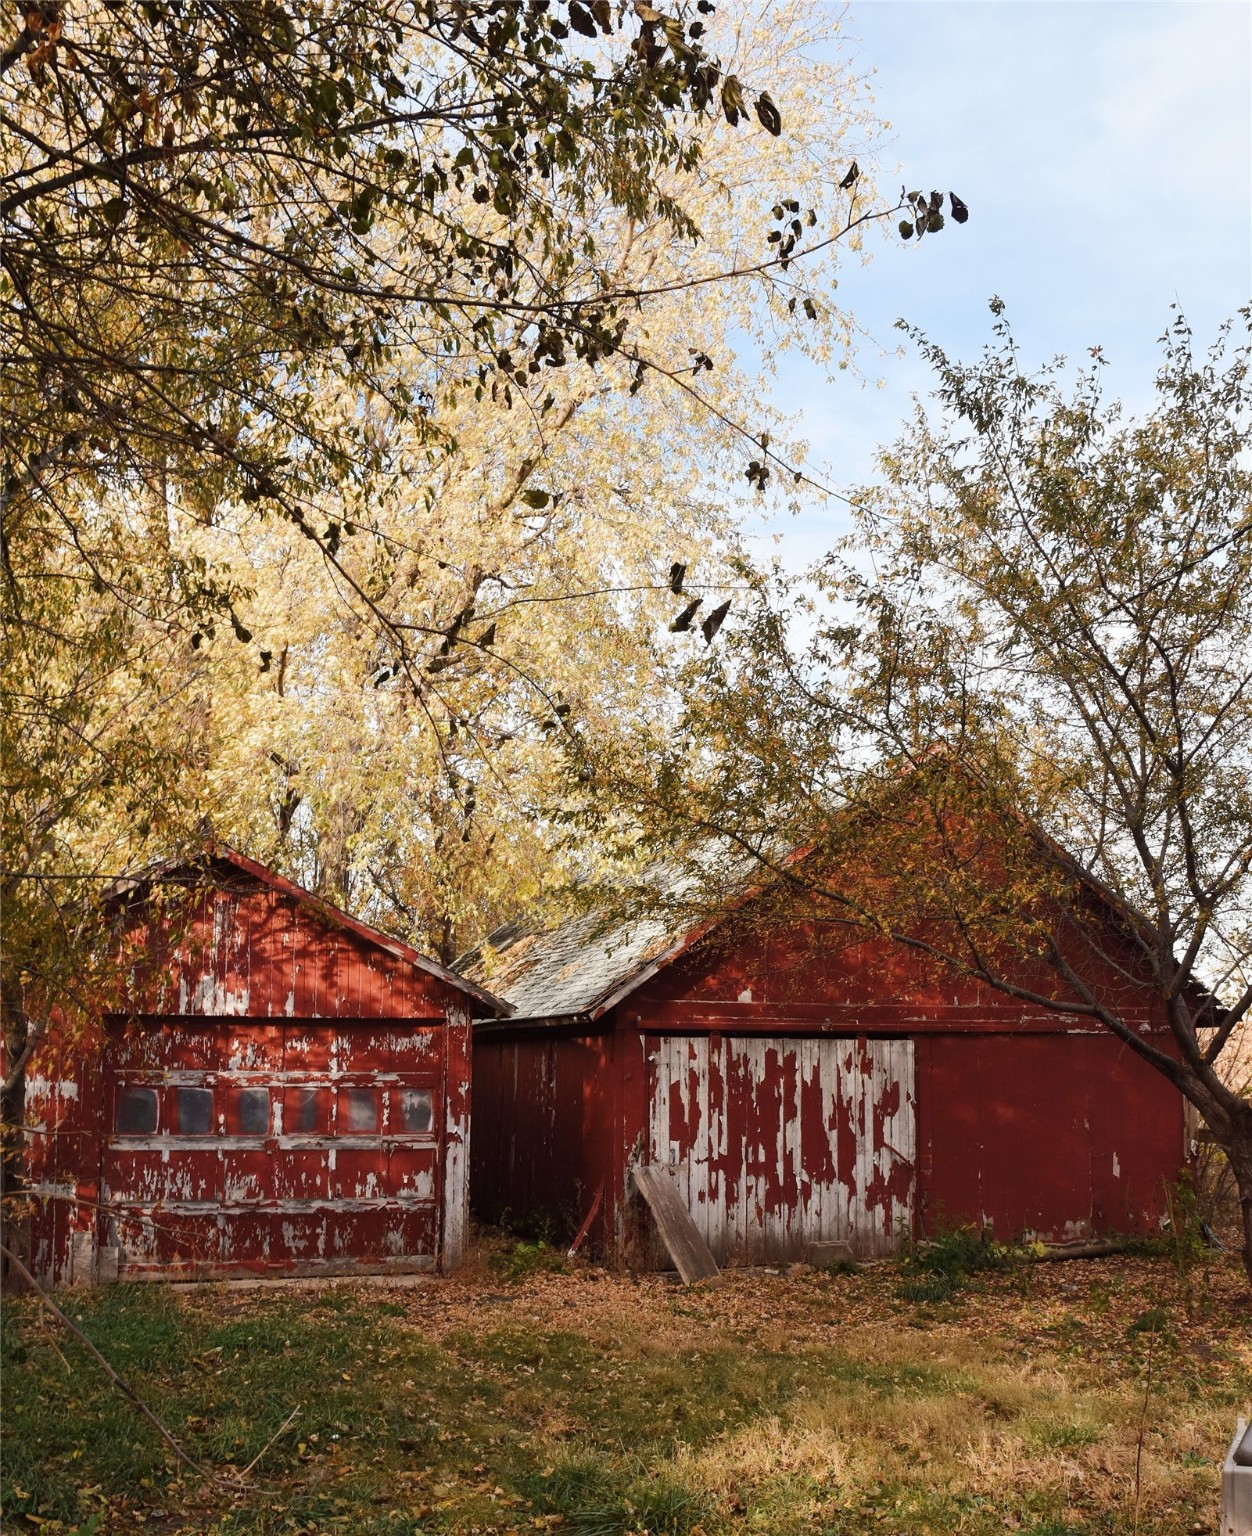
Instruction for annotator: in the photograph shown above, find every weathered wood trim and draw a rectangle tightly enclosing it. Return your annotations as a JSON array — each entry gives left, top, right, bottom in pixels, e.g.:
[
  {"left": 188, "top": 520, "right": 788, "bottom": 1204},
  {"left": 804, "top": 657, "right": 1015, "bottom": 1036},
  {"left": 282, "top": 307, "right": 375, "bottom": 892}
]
[
  {"left": 632, "top": 1163, "right": 721, "bottom": 1284},
  {"left": 471, "top": 1014, "right": 610, "bottom": 1039},
  {"left": 440, "top": 1003, "right": 471, "bottom": 1272},
  {"left": 623, "top": 1003, "right": 1165, "bottom": 1035}
]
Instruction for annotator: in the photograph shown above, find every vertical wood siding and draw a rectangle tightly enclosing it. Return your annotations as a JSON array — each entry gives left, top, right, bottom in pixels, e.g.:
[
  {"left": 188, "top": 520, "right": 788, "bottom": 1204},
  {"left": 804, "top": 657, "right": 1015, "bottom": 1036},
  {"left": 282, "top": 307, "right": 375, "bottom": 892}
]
[
  {"left": 470, "top": 1030, "right": 616, "bottom": 1243},
  {"left": 645, "top": 1035, "right": 915, "bottom": 1263},
  {"left": 116, "top": 879, "right": 453, "bottom": 1021}
]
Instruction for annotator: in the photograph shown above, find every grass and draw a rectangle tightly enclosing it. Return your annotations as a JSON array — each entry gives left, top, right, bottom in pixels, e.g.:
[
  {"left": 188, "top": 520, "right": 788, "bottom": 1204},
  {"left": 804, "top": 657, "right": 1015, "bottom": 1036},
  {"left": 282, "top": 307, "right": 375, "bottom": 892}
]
[{"left": 0, "top": 1251, "right": 1247, "bottom": 1535}]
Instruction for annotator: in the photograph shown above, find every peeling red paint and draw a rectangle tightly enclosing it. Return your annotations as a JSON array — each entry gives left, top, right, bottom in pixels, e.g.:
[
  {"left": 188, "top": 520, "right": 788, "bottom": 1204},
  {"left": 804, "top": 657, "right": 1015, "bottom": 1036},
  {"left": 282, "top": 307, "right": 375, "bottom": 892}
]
[
  {"left": 472, "top": 907, "right": 1187, "bottom": 1268},
  {"left": 24, "top": 855, "right": 502, "bottom": 1284}
]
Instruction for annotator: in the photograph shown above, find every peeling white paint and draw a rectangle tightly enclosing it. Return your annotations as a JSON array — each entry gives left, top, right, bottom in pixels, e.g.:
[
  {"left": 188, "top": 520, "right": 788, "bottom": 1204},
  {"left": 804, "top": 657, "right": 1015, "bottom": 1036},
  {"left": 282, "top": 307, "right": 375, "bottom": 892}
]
[{"left": 647, "top": 1035, "right": 915, "bottom": 1264}]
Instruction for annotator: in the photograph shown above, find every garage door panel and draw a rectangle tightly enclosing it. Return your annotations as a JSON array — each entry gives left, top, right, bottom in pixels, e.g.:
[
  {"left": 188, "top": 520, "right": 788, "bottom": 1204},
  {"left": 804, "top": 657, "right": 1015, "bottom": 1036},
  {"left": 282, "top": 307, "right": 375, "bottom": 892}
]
[
  {"left": 391, "top": 1028, "right": 442, "bottom": 1069},
  {"left": 218, "top": 1209, "right": 275, "bottom": 1268},
  {"left": 277, "top": 1210, "right": 329, "bottom": 1265},
  {"left": 273, "top": 1145, "right": 330, "bottom": 1201},
  {"left": 104, "top": 1023, "right": 445, "bottom": 1276},
  {"left": 220, "top": 1146, "right": 272, "bottom": 1205},
  {"left": 388, "top": 1144, "right": 439, "bottom": 1202},
  {"left": 111, "top": 1205, "right": 220, "bottom": 1272},
  {"left": 646, "top": 1035, "right": 915, "bottom": 1265},
  {"left": 381, "top": 1203, "right": 438, "bottom": 1260},
  {"left": 281, "top": 1027, "right": 336, "bottom": 1073}
]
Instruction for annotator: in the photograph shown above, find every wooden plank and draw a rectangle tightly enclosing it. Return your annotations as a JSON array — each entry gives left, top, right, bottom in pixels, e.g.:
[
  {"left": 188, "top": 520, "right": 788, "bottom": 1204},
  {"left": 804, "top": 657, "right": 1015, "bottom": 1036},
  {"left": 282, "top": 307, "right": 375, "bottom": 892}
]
[{"left": 632, "top": 1163, "right": 721, "bottom": 1285}]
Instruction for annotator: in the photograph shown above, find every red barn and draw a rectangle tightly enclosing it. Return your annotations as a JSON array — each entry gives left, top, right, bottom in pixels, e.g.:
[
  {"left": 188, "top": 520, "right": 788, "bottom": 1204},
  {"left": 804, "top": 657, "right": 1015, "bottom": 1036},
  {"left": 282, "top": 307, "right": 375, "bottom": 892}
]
[
  {"left": 467, "top": 881, "right": 1189, "bottom": 1267},
  {"left": 25, "top": 848, "right": 507, "bottom": 1285}
]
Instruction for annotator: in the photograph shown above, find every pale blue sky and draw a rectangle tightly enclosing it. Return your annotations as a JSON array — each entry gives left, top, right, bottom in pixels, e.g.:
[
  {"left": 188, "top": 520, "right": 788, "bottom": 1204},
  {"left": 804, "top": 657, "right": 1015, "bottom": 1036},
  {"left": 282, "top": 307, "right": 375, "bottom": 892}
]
[{"left": 758, "top": 0, "right": 1252, "bottom": 568}]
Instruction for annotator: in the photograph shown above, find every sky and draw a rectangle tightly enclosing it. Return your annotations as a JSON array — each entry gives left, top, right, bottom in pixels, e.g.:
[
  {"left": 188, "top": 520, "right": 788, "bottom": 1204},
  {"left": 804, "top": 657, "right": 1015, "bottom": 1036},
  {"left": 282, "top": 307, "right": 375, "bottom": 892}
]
[{"left": 757, "top": 0, "right": 1252, "bottom": 569}]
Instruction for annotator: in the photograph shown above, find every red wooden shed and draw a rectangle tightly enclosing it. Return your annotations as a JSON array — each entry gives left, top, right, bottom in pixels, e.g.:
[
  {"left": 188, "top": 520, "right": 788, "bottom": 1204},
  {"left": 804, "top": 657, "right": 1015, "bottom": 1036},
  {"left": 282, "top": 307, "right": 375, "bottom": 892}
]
[
  {"left": 467, "top": 874, "right": 1188, "bottom": 1268},
  {"left": 25, "top": 848, "right": 508, "bottom": 1285}
]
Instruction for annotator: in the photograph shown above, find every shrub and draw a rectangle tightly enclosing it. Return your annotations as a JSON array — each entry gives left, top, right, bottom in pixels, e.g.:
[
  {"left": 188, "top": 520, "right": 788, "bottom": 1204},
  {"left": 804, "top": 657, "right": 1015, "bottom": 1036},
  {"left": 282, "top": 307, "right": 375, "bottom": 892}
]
[
  {"left": 896, "top": 1224, "right": 1021, "bottom": 1304},
  {"left": 490, "top": 1238, "right": 568, "bottom": 1283}
]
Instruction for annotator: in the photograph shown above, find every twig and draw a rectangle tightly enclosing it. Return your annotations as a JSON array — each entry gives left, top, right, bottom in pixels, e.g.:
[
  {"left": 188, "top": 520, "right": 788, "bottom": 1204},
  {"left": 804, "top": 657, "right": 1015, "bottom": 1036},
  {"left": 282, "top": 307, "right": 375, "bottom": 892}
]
[
  {"left": 239, "top": 1404, "right": 301, "bottom": 1479},
  {"left": 0, "top": 1241, "right": 246, "bottom": 1490},
  {"left": 1132, "top": 1319, "right": 1158, "bottom": 1535}
]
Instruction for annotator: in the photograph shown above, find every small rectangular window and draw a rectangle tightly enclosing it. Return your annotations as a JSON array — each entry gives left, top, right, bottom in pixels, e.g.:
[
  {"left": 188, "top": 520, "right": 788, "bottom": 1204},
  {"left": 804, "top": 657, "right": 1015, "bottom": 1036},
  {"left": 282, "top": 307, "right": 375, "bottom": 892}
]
[
  {"left": 233, "top": 1086, "right": 270, "bottom": 1136},
  {"left": 177, "top": 1086, "right": 214, "bottom": 1135},
  {"left": 283, "top": 1086, "right": 325, "bottom": 1135},
  {"left": 116, "top": 1086, "right": 158, "bottom": 1135},
  {"left": 397, "top": 1088, "right": 433, "bottom": 1134},
  {"left": 344, "top": 1088, "right": 378, "bottom": 1134}
]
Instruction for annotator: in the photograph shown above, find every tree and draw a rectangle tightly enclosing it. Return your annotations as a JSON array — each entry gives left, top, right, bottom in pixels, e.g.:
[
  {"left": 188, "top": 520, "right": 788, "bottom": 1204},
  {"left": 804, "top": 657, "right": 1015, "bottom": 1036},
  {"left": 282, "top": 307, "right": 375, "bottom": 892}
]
[
  {"left": 569, "top": 308, "right": 1252, "bottom": 1284},
  {"left": 2, "top": 0, "right": 962, "bottom": 952},
  {"left": 2, "top": 0, "right": 951, "bottom": 654},
  {"left": 104, "top": 2, "right": 941, "bottom": 961},
  {"left": 0, "top": 518, "right": 203, "bottom": 1271}
]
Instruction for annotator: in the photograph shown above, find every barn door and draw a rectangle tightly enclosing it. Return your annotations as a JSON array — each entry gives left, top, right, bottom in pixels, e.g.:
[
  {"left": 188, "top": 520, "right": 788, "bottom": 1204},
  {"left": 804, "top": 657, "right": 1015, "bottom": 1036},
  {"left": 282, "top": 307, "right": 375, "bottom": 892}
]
[{"left": 646, "top": 1035, "right": 915, "bottom": 1265}]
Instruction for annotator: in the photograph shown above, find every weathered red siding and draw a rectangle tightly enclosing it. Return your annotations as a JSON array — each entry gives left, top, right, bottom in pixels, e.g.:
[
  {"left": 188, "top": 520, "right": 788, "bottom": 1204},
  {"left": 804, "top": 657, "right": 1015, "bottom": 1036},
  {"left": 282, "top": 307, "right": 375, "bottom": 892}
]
[
  {"left": 641, "top": 1033, "right": 914, "bottom": 1264},
  {"left": 98, "top": 1017, "right": 448, "bottom": 1277},
  {"left": 471, "top": 1027, "right": 615, "bottom": 1241},
  {"left": 915, "top": 1032, "right": 1185, "bottom": 1243},
  {"left": 472, "top": 910, "right": 1187, "bottom": 1266},
  {"left": 25, "top": 853, "right": 495, "bottom": 1284}
]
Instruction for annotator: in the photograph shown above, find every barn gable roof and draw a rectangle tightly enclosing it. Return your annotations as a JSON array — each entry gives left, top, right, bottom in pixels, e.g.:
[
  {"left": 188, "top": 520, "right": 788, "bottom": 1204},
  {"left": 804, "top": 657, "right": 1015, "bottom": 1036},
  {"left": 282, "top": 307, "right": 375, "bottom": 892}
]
[
  {"left": 461, "top": 838, "right": 1211, "bottom": 1027},
  {"left": 459, "top": 856, "right": 755, "bottom": 1021},
  {"left": 108, "top": 845, "right": 511, "bottom": 1017}
]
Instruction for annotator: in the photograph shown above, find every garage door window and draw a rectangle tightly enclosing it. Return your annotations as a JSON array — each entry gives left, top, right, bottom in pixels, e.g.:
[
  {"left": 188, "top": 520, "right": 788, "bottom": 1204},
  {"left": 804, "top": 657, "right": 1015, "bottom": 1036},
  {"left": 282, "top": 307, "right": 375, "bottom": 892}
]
[
  {"left": 284, "top": 1086, "right": 327, "bottom": 1135},
  {"left": 232, "top": 1086, "right": 271, "bottom": 1136},
  {"left": 396, "top": 1088, "right": 433, "bottom": 1134},
  {"left": 343, "top": 1088, "right": 378, "bottom": 1133},
  {"left": 116, "top": 1086, "right": 158, "bottom": 1135},
  {"left": 177, "top": 1086, "right": 215, "bottom": 1135}
]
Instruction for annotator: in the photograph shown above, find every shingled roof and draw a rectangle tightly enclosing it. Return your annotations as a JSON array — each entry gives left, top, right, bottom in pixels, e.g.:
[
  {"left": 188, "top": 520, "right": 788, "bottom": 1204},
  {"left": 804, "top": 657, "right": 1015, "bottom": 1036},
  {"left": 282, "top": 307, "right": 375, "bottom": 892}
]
[
  {"left": 457, "top": 850, "right": 769, "bottom": 1021},
  {"left": 458, "top": 905, "right": 689, "bottom": 1021}
]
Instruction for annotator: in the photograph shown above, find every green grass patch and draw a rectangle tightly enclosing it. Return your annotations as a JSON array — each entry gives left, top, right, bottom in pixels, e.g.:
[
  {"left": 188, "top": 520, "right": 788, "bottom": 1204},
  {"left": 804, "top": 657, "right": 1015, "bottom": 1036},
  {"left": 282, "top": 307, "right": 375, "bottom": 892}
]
[{"left": 0, "top": 1255, "right": 1240, "bottom": 1535}]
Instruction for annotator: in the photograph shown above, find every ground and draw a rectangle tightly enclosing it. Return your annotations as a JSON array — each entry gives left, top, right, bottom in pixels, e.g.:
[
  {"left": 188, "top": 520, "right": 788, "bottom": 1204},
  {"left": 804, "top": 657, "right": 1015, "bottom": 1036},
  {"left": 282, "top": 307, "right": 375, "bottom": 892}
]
[{"left": 1, "top": 1244, "right": 1248, "bottom": 1536}]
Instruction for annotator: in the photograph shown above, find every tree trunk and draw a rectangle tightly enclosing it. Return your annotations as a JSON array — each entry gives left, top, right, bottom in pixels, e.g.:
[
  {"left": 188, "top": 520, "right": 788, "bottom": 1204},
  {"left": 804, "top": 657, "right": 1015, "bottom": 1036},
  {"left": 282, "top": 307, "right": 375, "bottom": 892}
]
[
  {"left": 1172, "top": 1061, "right": 1252, "bottom": 1291},
  {"left": 1227, "top": 1130, "right": 1252, "bottom": 1291}
]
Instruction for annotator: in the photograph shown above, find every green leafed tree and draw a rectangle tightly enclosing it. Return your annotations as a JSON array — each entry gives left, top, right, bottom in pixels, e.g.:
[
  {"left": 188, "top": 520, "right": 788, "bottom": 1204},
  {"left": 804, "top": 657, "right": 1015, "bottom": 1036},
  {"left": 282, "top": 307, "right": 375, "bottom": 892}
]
[{"left": 569, "top": 309, "right": 1252, "bottom": 1283}]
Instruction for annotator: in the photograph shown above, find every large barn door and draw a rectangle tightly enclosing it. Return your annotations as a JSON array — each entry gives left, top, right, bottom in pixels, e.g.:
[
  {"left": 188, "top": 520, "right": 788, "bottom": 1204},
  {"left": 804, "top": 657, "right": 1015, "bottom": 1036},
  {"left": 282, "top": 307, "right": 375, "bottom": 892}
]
[{"left": 646, "top": 1035, "right": 915, "bottom": 1265}]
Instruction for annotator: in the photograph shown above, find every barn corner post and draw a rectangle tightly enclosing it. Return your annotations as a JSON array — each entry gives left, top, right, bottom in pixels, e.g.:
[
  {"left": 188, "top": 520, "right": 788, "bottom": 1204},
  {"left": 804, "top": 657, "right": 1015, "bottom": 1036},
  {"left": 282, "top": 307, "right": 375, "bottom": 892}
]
[{"left": 440, "top": 1002, "right": 472, "bottom": 1272}]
